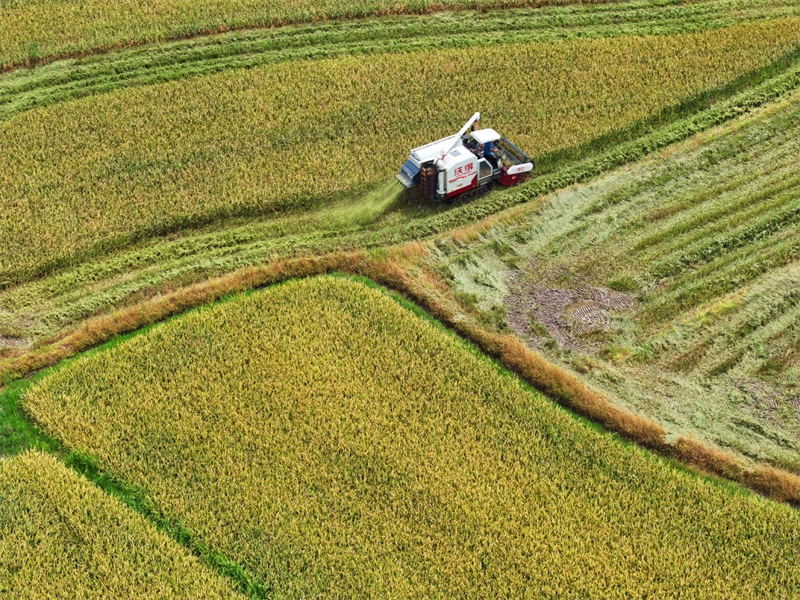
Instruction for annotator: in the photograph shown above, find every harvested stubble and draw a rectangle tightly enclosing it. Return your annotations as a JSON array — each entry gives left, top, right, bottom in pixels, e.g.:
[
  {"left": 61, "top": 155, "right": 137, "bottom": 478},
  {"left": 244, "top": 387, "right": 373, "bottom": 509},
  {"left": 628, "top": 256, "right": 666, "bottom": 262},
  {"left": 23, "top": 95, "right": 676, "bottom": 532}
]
[
  {"left": 428, "top": 88, "right": 800, "bottom": 471},
  {"left": 2, "top": 49, "right": 800, "bottom": 350},
  {"left": 0, "top": 451, "right": 241, "bottom": 599},
  {"left": 24, "top": 276, "right": 800, "bottom": 598},
  {"left": 2, "top": 19, "right": 800, "bottom": 287}
]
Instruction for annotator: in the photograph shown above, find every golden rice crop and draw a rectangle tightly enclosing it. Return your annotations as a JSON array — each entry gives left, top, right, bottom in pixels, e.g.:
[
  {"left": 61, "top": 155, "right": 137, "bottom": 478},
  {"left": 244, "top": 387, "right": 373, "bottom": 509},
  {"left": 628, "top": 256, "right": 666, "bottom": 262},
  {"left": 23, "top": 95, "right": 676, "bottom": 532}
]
[
  {"left": 0, "top": 450, "right": 241, "bottom": 599},
  {"left": 0, "top": 0, "right": 611, "bottom": 69},
  {"left": 2, "top": 19, "right": 800, "bottom": 287},
  {"left": 24, "top": 276, "right": 800, "bottom": 598}
]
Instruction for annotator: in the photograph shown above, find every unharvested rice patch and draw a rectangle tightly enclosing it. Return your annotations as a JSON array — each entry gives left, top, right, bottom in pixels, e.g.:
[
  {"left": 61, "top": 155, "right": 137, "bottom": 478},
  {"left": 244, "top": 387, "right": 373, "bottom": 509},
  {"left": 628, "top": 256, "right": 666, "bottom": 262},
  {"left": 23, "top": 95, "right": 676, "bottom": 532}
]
[
  {"left": 24, "top": 276, "right": 800, "bottom": 598},
  {"left": 0, "top": 451, "right": 241, "bottom": 599}
]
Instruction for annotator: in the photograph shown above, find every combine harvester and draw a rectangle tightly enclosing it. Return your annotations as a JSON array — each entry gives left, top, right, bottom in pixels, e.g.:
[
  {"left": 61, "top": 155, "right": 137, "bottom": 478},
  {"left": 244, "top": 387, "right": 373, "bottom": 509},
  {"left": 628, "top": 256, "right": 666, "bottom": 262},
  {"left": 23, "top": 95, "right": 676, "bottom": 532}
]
[{"left": 396, "top": 112, "right": 533, "bottom": 202}]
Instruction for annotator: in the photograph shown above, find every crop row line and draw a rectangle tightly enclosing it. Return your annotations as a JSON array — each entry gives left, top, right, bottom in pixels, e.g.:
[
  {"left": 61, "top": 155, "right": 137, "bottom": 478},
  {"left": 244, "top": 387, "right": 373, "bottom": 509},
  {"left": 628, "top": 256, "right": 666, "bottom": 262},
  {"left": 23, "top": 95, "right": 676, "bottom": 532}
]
[
  {"left": 3, "top": 1, "right": 800, "bottom": 122},
  {"left": 638, "top": 170, "right": 800, "bottom": 257},
  {"left": 4, "top": 0, "right": 799, "bottom": 72},
  {"left": 650, "top": 184, "right": 800, "bottom": 279}
]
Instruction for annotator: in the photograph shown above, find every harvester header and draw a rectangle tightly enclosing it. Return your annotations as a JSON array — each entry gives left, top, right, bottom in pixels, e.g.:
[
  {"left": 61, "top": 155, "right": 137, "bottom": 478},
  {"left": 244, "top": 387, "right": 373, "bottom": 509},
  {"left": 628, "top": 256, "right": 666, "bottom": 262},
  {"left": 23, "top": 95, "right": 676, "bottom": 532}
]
[{"left": 396, "top": 112, "right": 533, "bottom": 202}]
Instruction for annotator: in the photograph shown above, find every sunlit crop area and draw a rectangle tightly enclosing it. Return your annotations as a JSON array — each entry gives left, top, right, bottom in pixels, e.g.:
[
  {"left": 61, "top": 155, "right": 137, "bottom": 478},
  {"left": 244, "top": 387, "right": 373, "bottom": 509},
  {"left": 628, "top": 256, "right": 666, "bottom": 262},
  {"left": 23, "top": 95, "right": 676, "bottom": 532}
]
[
  {"left": 0, "top": 0, "right": 622, "bottom": 68},
  {"left": 24, "top": 276, "right": 800, "bottom": 597},
  {"left": 2, "top": 18, "right": 799, "bottom": 287},
  {"left": 9, "top": 2, "right": 800, "bottom": 124},
  {"left": 3, "top": 0, "right": 800, "bottom": 595},
  {"left": 0, "top": 451, "right": 240, "bottom": 599}
]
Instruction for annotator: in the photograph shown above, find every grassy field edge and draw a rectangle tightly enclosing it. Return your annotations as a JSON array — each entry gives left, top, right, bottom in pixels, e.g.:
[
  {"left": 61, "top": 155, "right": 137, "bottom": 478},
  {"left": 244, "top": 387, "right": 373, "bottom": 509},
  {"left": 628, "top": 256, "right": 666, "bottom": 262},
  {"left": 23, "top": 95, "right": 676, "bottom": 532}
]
[
  {"left": 0, "top": 0, "right": 652, "bottom": 72},
  {"left": 1, "top": 379, "right": 269, "bottom": 598},
  {"left": 0, "top": 269, "right": 768, "bottom": 596},
  {"left": 4, "top": 3, "right": 799, "bottom": 123}
]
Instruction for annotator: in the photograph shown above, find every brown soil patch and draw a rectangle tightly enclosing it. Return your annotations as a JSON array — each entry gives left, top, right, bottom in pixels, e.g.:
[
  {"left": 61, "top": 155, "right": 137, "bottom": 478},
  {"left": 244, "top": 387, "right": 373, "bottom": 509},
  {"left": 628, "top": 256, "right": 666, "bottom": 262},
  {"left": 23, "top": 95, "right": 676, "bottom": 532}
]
[{"left": 505, "top": 268, "right": 635, "bottom": 351}]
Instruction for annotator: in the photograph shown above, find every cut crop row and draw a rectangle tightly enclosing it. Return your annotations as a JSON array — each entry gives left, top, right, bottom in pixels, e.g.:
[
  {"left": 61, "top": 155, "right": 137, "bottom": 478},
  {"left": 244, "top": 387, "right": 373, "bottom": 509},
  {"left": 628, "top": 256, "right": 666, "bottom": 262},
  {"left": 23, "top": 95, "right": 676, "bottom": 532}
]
[
  {"left": 422, "top": 88, "right": 800, "bottom": 468},
  {"left": 5, "top": 1, "right": 800, "bottom": 122},
  {"left": 9, "top": 0, "right": 800, "bottom": 70}
]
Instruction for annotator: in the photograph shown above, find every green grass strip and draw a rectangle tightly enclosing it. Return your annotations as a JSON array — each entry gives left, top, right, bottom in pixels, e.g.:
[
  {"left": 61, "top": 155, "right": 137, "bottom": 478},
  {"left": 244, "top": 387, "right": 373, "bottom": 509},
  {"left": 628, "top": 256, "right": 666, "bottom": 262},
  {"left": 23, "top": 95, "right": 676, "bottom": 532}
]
[{"left": 1, "top": 326, "right": 269, "bottom": 598}]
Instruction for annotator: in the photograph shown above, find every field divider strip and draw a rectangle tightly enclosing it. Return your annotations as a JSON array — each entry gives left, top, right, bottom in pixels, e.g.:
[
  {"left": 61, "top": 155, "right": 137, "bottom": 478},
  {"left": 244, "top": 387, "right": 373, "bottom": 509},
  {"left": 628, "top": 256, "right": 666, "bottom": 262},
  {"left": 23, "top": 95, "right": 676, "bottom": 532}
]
[
  {"left": 0, "top": 377, "right": 271, "bottom": 598},
  {"left": 4, "top": 0, "right": 794, "bottom": 73},
  {"left": 3, "top": 40, "right": 800, "bottom": 295},
  {"left": 64, "top": 451, "right": 272, "bottom": 599},
  {"left": 4, "top": 251, "right": 800, "bottom": 508}
]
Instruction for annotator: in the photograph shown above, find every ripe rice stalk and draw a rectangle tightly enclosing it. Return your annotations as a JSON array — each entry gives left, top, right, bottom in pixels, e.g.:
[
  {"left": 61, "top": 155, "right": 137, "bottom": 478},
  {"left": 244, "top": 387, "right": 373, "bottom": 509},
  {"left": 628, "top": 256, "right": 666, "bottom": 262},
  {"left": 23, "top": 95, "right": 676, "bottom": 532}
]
[
  {"left": 23, "top": 276, "right": 800, "bottom": 597},
  {"left": 0, "top": 451, "right": 242, "bottom": 599},
  {"left": 2, "top": 19, "right": 799, "bottom": 286}
]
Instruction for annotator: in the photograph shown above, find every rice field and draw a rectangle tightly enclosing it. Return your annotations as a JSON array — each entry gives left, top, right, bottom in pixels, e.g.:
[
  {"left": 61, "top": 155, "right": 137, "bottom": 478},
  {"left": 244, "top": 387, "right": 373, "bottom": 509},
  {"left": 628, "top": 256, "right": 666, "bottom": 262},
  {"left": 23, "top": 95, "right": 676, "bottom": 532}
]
[
  {"left": 23, "top": 276, "right": 800, "bottom": 597},
  {"left": 432, "top": 88, "right": 800, "bottom": 470},
  {"left": 1, "top": 19, "right": 799, "bottom": 289},
  {"left": 0, "top": 50, "right": 797, "bottom": 354},
  {"left": 0, "top": 0, "right": 626, "bottom": 69},
  {"left": 3, "top": 0, "right": 800, "bottom": 595},
  {"left": 5, "top": 1, "right": 800, "bottom": 124},
  {"left": 0, "top": 451, "right": 240, "bottom": 599}
]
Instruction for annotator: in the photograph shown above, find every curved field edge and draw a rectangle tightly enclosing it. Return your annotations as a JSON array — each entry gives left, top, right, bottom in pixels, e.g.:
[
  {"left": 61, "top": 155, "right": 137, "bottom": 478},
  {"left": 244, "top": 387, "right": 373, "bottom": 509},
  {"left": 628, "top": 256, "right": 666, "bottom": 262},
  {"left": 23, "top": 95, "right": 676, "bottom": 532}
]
[
  {"left": 0, "top": 382, "right": 276, "bottom": 597},
  {"left": 3, "top": 21, "right": 800, "bottom": 290},
  {"left": 0, "top": 0, "right": 640, "bottom": 71},
  {"left": 5, "top": 252, "right": 800, "bottom": 506},
  {"left": 2, "top": 51, "right": 800, "bottom": 347},
  {"left": 4, "top": 0, "right": 800, "bottom": 122},
  {"left": 0, "top": 451, "right": 241, "bottom": 599},
  {"left": 20, "top": 276, "right": 800, "bottom": 596}
]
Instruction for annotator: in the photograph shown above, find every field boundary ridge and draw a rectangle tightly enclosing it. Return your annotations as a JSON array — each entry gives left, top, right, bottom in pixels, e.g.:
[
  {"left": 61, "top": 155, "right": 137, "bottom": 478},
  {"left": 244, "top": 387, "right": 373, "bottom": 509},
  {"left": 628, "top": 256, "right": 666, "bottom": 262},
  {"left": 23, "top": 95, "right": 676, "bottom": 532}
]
[{"left": 4, "top": 251, "right": 800, "bottom": 506}]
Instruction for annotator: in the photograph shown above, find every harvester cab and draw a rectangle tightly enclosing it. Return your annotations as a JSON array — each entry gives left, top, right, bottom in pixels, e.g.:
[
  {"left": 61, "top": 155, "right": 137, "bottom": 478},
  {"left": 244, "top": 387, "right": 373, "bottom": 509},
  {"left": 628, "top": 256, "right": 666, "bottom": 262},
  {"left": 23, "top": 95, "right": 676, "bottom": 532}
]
[{"left": 396, "top": 112, "right": 533, "bottom": 202}]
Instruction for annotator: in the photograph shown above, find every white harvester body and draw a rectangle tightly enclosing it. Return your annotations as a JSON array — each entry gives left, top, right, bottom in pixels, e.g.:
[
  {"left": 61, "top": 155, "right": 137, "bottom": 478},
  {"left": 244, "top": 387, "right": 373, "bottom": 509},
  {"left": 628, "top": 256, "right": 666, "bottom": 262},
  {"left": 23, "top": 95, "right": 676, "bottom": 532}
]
[{"left": 397, "top": 112, "right": 533, "bottom": 202}]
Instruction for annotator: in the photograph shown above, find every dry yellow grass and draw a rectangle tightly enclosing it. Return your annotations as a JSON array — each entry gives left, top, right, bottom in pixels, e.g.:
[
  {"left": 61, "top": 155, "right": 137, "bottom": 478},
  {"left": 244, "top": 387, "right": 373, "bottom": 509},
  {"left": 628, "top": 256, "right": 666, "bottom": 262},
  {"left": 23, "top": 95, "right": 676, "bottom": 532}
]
[
  {"left": 0, "top": 451, "right": 241, "bottom": 599},
  {"left": 24, "top": 276, "right": 800, "bottom": 597}
]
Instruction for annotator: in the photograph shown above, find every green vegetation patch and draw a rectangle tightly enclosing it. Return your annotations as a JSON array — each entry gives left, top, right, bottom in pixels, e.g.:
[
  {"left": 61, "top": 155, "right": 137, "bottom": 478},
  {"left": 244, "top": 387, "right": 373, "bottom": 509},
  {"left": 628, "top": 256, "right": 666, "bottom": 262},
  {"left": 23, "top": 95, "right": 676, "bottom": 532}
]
[
  {"left": 0, "top": 451, "right": 241, "bottom": 599},
  {"left": 24, "top": 276, "right": 800, "bottom": 597},
  {"left": 2, "top": 19, "right": 799, "bottom": 287}
]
